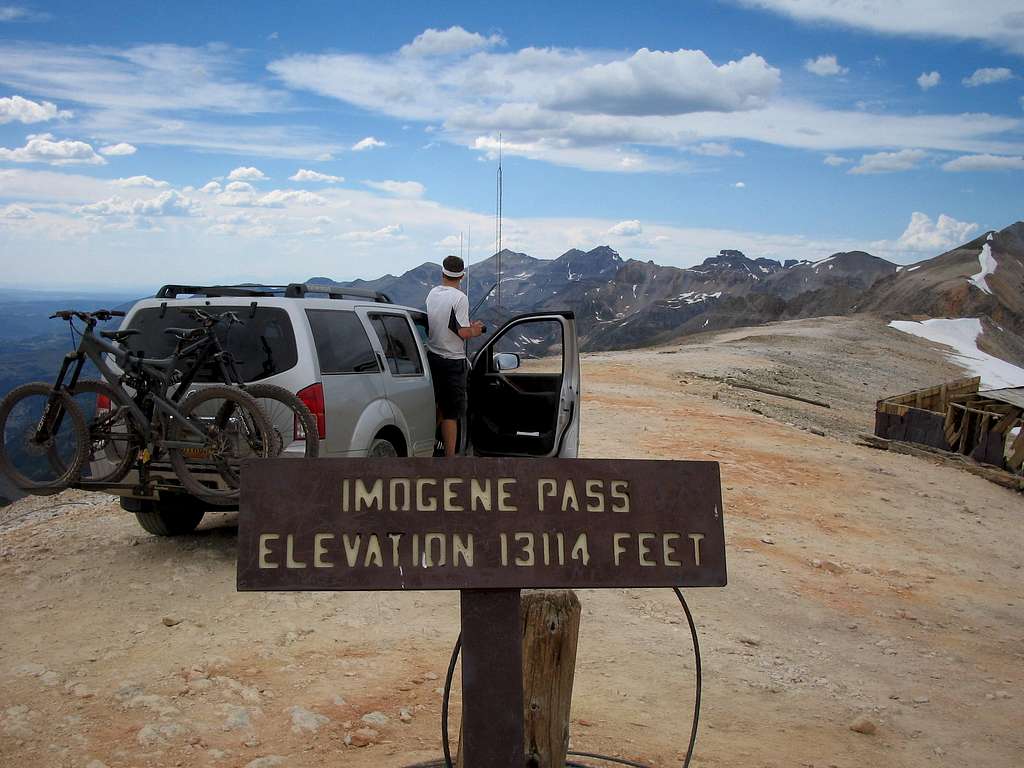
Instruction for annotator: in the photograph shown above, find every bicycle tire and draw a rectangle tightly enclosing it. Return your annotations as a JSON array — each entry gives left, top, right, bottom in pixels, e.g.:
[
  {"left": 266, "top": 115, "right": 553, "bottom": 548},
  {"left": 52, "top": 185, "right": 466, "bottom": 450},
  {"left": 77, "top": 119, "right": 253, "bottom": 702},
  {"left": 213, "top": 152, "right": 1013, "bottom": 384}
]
[
  {"left": 0, "top": 382, "right": 89, "bottom": 495},
  {"left": 234, "top": 384, "right": 319, "bottom": 458},
  {"left": 167, "top": 385, "right": 275, "bottom": 504},
  {"left": 50, "top": 380, "right": 138, "bottom": 485}
]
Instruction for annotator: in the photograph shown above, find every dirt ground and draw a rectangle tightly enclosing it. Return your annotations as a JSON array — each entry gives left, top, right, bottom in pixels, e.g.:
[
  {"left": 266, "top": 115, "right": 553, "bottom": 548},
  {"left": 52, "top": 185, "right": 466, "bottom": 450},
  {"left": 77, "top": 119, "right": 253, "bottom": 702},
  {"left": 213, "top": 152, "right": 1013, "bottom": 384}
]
[{"left": 2, "top": 315, "right": 1022, "bottom": 768}]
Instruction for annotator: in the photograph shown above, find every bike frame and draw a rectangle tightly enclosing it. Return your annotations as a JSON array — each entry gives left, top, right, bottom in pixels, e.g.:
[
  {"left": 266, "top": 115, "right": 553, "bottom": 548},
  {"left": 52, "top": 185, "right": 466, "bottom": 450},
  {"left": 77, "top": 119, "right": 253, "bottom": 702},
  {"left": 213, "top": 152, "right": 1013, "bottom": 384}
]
[{"left": 42, "top": 321, "right": 211, "bottom": 449}]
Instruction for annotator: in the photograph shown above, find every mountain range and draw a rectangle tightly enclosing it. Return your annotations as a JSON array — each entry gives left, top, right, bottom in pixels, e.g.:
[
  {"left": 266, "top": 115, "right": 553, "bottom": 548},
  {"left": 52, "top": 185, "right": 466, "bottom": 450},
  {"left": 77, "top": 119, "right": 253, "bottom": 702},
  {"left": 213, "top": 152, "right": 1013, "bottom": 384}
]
[{"left": 330, "top": 220, "right": 1024, "bottom": 364}]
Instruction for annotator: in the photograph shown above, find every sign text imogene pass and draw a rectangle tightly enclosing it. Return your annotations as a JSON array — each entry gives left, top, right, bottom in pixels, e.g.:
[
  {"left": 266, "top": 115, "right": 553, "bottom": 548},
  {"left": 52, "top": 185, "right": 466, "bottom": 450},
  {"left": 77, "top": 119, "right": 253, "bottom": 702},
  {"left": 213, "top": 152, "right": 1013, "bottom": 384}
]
[{"left": 237, "top": 457, "right": 727, "bottom": 591}]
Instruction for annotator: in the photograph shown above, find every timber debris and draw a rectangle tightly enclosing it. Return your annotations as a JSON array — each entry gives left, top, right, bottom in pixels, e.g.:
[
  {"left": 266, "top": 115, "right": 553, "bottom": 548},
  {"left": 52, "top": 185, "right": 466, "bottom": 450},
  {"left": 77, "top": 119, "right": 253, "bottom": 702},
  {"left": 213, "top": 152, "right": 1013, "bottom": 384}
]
[{"left": 870, "top": 377, "right": 1023, "bottom": 485}]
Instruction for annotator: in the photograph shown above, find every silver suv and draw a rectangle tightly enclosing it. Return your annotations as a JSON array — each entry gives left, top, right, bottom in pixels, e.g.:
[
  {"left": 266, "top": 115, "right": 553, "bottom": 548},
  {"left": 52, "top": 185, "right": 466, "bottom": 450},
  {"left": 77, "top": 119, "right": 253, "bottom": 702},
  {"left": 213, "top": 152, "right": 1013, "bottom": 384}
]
[{"left": 102, "top": 282, "right": 580, "bottom": 533}]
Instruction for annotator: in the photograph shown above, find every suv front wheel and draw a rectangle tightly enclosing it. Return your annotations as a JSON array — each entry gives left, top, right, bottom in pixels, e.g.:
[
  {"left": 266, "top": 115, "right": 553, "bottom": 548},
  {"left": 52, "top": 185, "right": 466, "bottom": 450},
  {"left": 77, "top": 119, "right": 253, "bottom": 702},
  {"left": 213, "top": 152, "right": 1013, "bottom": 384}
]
[{"left": 122, "top": 495, "right": 206, "bottom": 536}]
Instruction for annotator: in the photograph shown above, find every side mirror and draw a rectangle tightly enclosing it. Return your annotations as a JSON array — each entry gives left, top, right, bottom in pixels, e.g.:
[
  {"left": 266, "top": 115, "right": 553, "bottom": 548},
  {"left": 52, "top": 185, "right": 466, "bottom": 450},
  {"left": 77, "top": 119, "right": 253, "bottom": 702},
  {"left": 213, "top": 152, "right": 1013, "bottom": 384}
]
[{"left": 494, "top": 352, "right": 520, "bottom": 371}]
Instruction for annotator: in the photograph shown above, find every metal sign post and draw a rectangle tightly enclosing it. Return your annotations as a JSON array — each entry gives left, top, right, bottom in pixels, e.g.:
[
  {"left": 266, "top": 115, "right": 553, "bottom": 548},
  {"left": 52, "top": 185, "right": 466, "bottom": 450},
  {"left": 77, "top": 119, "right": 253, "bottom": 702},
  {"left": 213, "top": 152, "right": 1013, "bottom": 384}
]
[{"left": 237, "top": 457, "right": 727, "bottom": 767}]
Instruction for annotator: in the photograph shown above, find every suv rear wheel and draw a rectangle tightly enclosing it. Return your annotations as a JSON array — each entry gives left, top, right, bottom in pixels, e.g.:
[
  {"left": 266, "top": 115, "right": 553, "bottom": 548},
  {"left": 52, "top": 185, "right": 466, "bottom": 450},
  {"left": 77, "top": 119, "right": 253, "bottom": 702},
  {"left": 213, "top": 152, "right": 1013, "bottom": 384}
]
[
  {"left": 122, "top": 495, "right": 206, "bottom": 536},
  {"left": 367, "top": 437, "right": 398, "bottom": 457}
]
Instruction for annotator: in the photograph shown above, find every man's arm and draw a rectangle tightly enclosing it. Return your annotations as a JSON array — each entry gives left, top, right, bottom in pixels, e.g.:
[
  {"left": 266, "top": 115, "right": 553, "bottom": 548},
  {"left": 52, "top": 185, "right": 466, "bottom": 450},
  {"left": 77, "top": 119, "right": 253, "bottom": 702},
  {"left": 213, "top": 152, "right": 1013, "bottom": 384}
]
[{"left": 449, "top": 295, "right": 484, "bottom": 339}]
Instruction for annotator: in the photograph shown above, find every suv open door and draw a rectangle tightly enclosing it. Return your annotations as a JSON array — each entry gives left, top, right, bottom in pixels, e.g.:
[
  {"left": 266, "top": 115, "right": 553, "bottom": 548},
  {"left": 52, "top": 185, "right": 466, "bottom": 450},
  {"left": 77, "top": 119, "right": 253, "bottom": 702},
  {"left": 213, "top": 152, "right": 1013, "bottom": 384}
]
[{"left": 467, "top": 311, "right": 580, "bottom": 458}]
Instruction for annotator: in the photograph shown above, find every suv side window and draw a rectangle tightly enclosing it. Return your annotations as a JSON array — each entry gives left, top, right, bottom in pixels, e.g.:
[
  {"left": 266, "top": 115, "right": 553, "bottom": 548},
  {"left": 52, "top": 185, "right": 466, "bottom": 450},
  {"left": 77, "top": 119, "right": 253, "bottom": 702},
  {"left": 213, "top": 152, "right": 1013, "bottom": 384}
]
[
  {"left": 369, "top": 313, "right": 424, "bottom": 376},
  {"left": 306, "top": 309, "right": 380, "bottom": 374}
]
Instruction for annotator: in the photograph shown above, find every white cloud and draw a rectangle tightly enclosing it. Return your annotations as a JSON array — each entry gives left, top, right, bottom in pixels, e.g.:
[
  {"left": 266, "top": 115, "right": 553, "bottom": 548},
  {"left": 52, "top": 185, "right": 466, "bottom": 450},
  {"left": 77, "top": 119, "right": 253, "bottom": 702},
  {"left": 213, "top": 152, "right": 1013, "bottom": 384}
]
[
  {"left": 199, "top": 181, "right": 222, "bottom": 194},
  {"left": 290, "top": 169, "right": 343, "bottom": 183},
  {"left": 962, "top": 67, "right": 1014, "bottom": 87},
  {"left": 254, "top": 189, "right": 326, "bottom": 207},
  {"left": 270, "top": 32, "right": 1024, "bottom": 174},
  {"left": 113, "top": 175, "right": 169, "bottom": 188},
  {"left": 0, "top": 5, "right": 47, "bottom": 22},
  {"left": 690, "top": 142, "right": 744, "bottom": 157},
  {"left": 77, "top": 189, "right": 199, "bottom": 217},
  {"left": 0, "top": 133, "right": 105, "bottom": 165},
  {"left": 823, "top": 154, "right": 850, "bottom": 166},
  {"left": 399, "top": 26, "right": 504, "bottom": 57},
  {"left": 1, "top": 203, "right": 34, "bottom": 219},
  {"left": 606, "top": 219, "right": 642, "bottom": 237},
  {"left": 0, "top": 42, "right": 285, "bottom": 114},
  {"left": 544, "top": 48, "right": 781, "bottom": 115},
  {"left": 941, "top": 153, "right": 1024, "bottom": 171},
  {"left": 894, "top": 212, "right": 978, "bottom": 253},
  {"left": 804, "top": 54, "right": 848, "bottom": 76},
  {"left": 2, "top": 166, "right": 974, "bottom": 289},
  {"left": 0, "top": 6, "right": 28, "bottom": 21},
  {"left": 0, "top": 94, "right": 69, "bottom": 124},
  {"left": 99, "top": 142, "right": 137, "bottom": 156},
  {"left": 338, "top": 224, "right": 405, "bottom": 242},
  {"left": 363, "top": 179, "right": 425, "bottom": 198},
  {"left": 733, "top": 181, "right": 746, "bottom": 188},
  {"left": 917, "top": 71, "right": 941, "bottom": 90},
  {"left": 351, "top": 136, "right": 386, "bottom": 151},
  {"left": 216, "top": 183, "right": 326, "bottom": 208},
  {"left": 730, "top": 1, "right": 1024, "bottom": 55},
  {"left": 0, "top": 43, "right": 346, "bottom": 160},
  {"left": 228, "top": 166, "right": 267, "bottom": 181},
  {"left": 849, "top": 148, "right": 927, "bottom": 174}
]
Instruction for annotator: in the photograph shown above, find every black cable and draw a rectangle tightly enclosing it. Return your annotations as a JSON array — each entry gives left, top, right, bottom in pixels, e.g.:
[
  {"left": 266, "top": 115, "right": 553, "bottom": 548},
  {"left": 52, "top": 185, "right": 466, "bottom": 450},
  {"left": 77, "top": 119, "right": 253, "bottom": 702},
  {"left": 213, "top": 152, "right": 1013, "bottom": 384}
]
[
  {"left": 437, "top": 588, "right": 702, "bottom": 768},
  {"left": 672, "top": 587, "right": 701, "bottom": 768},
  {"left": 441, "top": 631, "right": 462, "bottom": 768}
]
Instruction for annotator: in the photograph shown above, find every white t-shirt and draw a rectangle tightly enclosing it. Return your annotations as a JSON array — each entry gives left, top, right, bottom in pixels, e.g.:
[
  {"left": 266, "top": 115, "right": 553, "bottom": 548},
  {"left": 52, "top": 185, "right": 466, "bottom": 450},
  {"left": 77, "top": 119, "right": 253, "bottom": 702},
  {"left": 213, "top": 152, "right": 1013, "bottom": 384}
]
[{"left": 425, "top": 285, "right": 470, "bottom": 359}]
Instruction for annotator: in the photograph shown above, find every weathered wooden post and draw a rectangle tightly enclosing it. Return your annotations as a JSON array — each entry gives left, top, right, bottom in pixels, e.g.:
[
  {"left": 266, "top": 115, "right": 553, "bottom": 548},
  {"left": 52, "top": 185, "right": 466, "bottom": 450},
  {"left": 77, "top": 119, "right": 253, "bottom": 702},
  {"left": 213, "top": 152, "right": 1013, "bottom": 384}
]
[
  {"left": 457, "top": 589, "right": 581, "bottom": 768},
  {"left": 521, "top": 589, "right": 581, "bottom": 767},
  {"left": 237, "top": 457, "right": 726, "bottom": 768}
]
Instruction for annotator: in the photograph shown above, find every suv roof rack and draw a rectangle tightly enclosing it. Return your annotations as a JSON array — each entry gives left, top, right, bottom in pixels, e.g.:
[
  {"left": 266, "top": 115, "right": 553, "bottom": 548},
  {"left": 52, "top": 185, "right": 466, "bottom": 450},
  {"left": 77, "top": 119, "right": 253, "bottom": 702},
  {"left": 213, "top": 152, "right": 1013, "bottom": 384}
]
[
  {"left": 284, "top": 282, "right": 392, "bottom": 303},
  {"left": 155, "top": 283, "right": 392, "bottom": 303},
  {"left": 155, "top": 284, "right": 284, "bottom": 299}
]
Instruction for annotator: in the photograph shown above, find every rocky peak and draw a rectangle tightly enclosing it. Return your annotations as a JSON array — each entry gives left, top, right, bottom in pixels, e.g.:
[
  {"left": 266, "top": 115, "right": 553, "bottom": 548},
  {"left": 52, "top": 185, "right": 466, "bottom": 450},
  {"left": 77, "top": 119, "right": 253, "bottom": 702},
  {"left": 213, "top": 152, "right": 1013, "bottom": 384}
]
[{"left": 553, "top": 245, "right": 622, "bottom": 280}]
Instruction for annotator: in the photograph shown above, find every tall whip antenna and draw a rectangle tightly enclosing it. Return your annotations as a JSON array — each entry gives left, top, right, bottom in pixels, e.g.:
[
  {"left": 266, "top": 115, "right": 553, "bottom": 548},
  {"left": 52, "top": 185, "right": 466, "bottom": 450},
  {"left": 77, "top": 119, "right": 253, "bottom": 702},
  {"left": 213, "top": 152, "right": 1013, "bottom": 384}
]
[{"left": 495, "top": 132, "right": 503, "bottom": 309}]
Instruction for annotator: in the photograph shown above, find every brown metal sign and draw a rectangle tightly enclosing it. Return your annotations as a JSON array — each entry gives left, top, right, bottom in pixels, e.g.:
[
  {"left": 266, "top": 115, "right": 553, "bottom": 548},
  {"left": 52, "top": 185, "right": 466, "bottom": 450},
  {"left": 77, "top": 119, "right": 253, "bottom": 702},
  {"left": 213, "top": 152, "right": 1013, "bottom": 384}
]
[{"left": 236, "top": 457, "right": 727, "bottom": 591}]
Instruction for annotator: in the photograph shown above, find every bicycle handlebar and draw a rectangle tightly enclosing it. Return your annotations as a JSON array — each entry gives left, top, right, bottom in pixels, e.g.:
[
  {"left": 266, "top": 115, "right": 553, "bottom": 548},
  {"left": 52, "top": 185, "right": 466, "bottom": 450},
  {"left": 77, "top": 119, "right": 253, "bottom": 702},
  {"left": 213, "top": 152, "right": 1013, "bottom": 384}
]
[{"left": 50, "top": 309, "right": 126, "bottom": 323}]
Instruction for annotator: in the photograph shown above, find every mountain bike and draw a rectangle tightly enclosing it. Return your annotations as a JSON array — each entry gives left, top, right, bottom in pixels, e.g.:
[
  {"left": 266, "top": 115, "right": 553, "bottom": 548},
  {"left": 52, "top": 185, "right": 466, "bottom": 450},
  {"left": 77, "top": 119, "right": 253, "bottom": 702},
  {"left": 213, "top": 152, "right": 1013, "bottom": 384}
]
[
  {"left": 0, "top": 309, "right": 275, "bottom": 502},
  {"left": 160, "top": 307, "right": 319, "bottom": 460}
]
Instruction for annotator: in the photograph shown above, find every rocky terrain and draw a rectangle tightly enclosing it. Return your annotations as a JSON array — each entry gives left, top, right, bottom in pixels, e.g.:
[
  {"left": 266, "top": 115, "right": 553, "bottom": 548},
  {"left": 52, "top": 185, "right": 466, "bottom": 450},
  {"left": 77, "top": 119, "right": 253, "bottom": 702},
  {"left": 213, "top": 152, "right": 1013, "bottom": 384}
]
[{"left": 2, "top": 315, "right": 1022, "bottom": 768}]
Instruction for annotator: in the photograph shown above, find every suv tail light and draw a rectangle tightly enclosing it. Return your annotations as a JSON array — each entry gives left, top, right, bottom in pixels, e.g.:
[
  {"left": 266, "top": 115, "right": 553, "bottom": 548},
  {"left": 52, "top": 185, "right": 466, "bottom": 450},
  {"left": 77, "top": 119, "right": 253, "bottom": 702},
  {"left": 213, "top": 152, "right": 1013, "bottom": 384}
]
[
  {"left": 95, "top": 393, "right": 111, "bottom": 416},
  {"left": 296, "top": 383, "right": 326, "bottom": 440}
]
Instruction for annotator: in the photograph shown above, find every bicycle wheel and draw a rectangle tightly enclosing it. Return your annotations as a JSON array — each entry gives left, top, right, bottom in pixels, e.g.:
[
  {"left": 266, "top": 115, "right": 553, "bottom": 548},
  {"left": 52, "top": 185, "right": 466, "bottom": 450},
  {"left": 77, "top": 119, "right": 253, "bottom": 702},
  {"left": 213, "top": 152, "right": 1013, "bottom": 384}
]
[
  {"left": 235, "top": 384, "right": 319, "bottom": 458},
  {"left": 0, "top": 382, "right": 89, "bottom": 495},
  {"left": 167, "top": 385, "right": 275, "bottom": 504},
  {"left": 51, "top": 380, "right": 138, "bottom": 485}
]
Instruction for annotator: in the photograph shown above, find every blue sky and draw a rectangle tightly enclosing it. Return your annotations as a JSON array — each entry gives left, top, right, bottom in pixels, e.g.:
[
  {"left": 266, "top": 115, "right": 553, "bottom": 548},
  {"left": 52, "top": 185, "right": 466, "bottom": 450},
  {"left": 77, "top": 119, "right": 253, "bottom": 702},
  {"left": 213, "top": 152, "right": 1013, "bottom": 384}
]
[{"left": 0, "top": 0, "right": 1022, "bottom": 290}]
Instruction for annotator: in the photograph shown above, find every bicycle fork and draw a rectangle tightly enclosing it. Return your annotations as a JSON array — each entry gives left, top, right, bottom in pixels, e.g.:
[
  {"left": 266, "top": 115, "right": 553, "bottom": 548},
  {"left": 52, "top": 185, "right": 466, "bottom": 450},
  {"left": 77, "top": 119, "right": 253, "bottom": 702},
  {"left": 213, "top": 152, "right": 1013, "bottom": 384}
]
[{"left": 34, "top": 351, "right": 86, "bottom": 444}]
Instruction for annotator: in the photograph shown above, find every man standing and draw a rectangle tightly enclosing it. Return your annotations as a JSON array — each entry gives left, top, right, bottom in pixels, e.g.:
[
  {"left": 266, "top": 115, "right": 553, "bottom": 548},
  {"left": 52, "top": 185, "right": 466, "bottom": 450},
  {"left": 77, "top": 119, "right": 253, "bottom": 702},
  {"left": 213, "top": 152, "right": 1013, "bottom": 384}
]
[{"left": 425, "top": 255, "right": 485, "bottom": 457}]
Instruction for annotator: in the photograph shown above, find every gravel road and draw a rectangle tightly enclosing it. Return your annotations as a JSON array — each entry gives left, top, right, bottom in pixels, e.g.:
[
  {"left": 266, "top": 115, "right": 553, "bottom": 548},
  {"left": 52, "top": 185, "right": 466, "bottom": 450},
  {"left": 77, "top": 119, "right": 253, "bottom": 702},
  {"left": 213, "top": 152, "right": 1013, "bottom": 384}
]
[{"left": 2, "top": 315, "right": 1021, "bottom": 768}]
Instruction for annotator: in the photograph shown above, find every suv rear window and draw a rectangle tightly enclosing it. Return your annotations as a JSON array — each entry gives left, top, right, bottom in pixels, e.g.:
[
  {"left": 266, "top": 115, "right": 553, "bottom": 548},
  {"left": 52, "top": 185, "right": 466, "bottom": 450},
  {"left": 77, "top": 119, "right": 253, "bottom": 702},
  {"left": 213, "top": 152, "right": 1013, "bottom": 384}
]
[
  {"left": 306, "top": 309, "right": 379, "bottom": 374},
  {"left": 125, "top": 305, "right": 298, "bottom": 382}
]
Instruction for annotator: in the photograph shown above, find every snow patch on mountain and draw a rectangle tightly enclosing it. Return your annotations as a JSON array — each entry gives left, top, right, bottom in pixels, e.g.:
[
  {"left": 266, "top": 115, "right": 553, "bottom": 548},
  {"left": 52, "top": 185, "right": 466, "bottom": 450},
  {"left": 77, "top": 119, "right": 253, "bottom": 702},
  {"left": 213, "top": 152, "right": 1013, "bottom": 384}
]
[
  {"left": 969, "top": 241, "right": 997, "bottom": 295},
  {"left": 889, "top": 318, "right": 1024, "bottom": 388}
]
